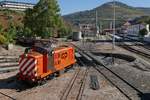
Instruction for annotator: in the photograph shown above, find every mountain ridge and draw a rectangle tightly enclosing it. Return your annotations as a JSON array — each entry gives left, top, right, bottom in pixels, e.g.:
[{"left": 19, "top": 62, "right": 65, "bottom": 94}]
[{"left": 63, "top": 1, "right": 150, "bottom": 28}]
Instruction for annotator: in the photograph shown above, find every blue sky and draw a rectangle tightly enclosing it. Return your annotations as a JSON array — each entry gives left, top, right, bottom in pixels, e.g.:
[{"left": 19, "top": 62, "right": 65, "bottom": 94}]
[
  {"left": 58, "top": 0, "right": 150, "bottom": 15},
  {"left": 2, "top": 0, "right": 150, "bottom": 15}
]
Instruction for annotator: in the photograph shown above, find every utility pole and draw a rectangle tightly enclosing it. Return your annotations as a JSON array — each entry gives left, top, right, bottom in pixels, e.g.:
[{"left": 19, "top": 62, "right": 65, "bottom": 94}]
[
  {"left": 112, "top": 0, "right": 116, "bottom": 50},
  {"left": 112, "top": 0, "right": 116, "bottom": 65},
  {"left": 110, "top": 22, "right": 113, "bottom": 30},
  {"left": 95, "top": 10, "right": 98, "bottom": 39}
]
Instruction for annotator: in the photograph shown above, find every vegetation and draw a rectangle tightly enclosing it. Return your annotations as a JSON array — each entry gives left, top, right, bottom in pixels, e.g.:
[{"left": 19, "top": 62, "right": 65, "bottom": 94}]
[
  {"left": 139, "top": 28, "right": 148, "bottom": 39},
  {"left": 0, "top": 9, "right": 23, "bottom": 31},
  {"left": 63, "top": 1, "right": 150, "bottom": 28},
  {"left": 58, "top": 20, "right": 73, "bottom": 37},
  {"left": 24, "top": 0, "right": 70, "bottom": 38},
  {"left": 0, "top": 21, "right": 17, "bottom": 44},
  {"left": 0, "top": 0, "right": 73, "bottom": 45},
  {"left": 0, "top": 34, "right": 7, "bottom": 44},
  {"left": 136, "top": 16, "right": 150, "bottom": 31},
  {"left": 0, "top": 24, "right": 3, "bottom": 33},
  {"left": 3, "top": 22, "right": 16, "bottom": 44},
  {"left": 136, "top": 16, "right": 150, "bottom": 23}
]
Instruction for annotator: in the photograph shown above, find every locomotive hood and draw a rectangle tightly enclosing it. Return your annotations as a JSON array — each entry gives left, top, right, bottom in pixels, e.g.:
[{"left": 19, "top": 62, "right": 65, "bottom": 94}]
[{"left": 19, "top": 51, "right": 42, "bottom": 80}]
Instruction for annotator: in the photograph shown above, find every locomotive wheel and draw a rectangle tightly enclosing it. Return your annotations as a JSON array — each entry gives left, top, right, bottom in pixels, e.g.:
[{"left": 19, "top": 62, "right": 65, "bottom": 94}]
[
  {"left": 59, "top": 70, "right": 65, "bottom": 75},
  {"left": 71, "top": 65, "right": 74, "bottom": 70},
  {"left": 48, "top": 74, "right": 54, "bottom": 80},
  {"left": 65, "top": 64, "right": 74, "bottom": 72},
  {"left": 54, "top": 71, "right": 60, "bottom": 77},
  {"left": 65, "top": 67, "right": 70, "bottom": 72},
  {"left": 37, "top": 80, "right": 46, "bottom": 86}
]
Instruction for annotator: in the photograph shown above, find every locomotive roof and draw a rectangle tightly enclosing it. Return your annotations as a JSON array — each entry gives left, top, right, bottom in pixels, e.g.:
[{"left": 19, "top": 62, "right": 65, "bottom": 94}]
[
  {"left": 34, "top": 45, "right": 53, "bottom": 52},
  {"left": 54, "top": 46, "right": 73, "bottom": 53}
]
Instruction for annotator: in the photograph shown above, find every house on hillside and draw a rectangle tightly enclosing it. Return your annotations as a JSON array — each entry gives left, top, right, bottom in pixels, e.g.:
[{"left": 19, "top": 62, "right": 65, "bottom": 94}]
[{"left": 79, "top": 24, "right": 96, "bottom": 37}]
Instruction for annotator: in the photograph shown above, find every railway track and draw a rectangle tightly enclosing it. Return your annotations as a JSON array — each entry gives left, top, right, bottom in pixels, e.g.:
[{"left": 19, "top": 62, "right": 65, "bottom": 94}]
[
  {"left": 72, "top": 43, "right": 148, "bottom": 100},
  {"left": 92, "top": 62, "right": 142, "bottom": 100},
  {"left": 0, "top": 54, "right": 88, "bottom": 100},
  {"left": 61, "top": 55, "right": 88, "bottom": 100},
  {"left": 106, "top": 34, "right": 150, "bottom": 62},
  {"left": 120, "top": 43, "right": 150, "bottom": 62}
]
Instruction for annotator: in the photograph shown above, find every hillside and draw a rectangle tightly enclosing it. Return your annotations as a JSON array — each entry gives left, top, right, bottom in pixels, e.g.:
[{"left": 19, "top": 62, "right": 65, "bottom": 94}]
[
  {"left": 136, "top": 7, "right": 150, "bottom": 15},
  {"left": 0, "top": 9, "right": 24, "bottom": 30},
  {"left": 63, "top": 1, "right": 150, "bottom": 28}
]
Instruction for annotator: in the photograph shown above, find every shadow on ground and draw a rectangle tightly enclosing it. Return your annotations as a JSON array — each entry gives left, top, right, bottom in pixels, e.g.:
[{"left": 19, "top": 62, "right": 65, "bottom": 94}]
[
  {"left": 0, "top": 75, "right": 34, "bottom": 100},
  {"left": 0, "top": 75, "right": 33, "bottom": 91},
  {"left": 91, "top": 52, "right": 136, "bottom": 62},
  {"left": 139, "top": 93, "right": 150, "bottom": 100}
]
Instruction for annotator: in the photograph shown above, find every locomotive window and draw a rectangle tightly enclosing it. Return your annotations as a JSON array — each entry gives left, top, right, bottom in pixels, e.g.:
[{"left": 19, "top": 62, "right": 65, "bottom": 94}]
[
  {"left": 34, "top": 47, "right": 47, "bottom": 54},
  {"left": 24, "top": 47, "right": 32, "bottom": 54},
  {"left": 49, "top": 51, "right": 54, "bottom": 56}
]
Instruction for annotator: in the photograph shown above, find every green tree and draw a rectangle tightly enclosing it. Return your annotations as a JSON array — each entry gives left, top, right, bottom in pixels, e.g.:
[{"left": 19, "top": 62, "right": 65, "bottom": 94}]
[
  {"left": 0, "top": 25, "right": 6, "bottom": 44},
  {"left": 23, "top": 27, "right": 33, "bottom": 37},
  {"left": 24, "top": 0, "right": 63, "bottom": 38},
  {"left": 4, "top": 22, "right": 17, "bottom": 43},
  {"left": 16, "top": 25, "right": 24, "bottom": 37},
  {"left": 0, "top": 34, "right": 7, "bottom": 44},
  {"left": 139, "top": 28, "right": 148, "bottom": 40},
  {"left": 0, "top": 23, "right": 3, "bottom": 33}
]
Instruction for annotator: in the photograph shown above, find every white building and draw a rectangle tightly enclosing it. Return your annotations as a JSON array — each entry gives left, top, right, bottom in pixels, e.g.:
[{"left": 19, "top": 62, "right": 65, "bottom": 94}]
[
  {"left": 123, "top": 21, "right": 150, "bottom": 42},
  {"left": 79, "top": 24, "right": 96, "bottom": 37},
  {"left": 0, "top": 1, "right": 35, "bottom": 11}
]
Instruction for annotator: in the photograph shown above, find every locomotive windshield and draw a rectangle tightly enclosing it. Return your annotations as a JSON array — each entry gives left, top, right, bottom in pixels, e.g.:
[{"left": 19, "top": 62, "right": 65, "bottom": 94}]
[
  {"left": 34, "top": 46, "right": 53, "bottom": 55},
  {"left": 33, "top": 39, "right": 55, "bottom": 54}
]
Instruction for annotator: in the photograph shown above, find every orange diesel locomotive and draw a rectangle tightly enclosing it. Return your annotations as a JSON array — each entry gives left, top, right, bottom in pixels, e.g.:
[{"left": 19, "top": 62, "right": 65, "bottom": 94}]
[{"left": 18, "top": 45, "right": 76, "bottom": 82}]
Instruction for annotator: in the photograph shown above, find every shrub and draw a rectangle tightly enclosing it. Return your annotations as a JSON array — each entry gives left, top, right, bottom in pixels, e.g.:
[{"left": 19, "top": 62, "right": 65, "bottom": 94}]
[
  {"left": 4, "top": 24, "right": 17, "bottom": 44},
  {"left": 0, "top": 34, "right": 7, "bottom": 44},
  {"left": 23, "top": 27, "right": 34, "bottom": 37},
  {"left": 139, "top": 28, "right": 148, "bottom": 37}
]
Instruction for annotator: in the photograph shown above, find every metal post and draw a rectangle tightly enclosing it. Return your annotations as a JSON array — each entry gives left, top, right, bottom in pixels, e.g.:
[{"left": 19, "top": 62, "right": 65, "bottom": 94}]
[
  {"left": 95, "top": 10, "right": 98, "bottom": 40},
  {"left": 112, "top": 0, "right": 116, "bottom": 65},
  {"left": 112, "top": 0, "right": 116, "bottom": 50}
]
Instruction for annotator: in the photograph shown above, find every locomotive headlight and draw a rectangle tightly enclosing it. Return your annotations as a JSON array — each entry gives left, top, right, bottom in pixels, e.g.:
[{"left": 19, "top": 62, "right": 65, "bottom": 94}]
[
  {"left": 35, "top": 73, "right": 38, "bottom": 77},
  {"left": 34, "top": 67, "right": 38, "bottom": 71},
  {"left": 34, "top": 67, "right": 38, "bottom": 77},
  {"left": 25, "top": 54, "right": 28, "bottom": 57},
  {"left": 32, "top": 79, "right": 35, "bottom": 82}
]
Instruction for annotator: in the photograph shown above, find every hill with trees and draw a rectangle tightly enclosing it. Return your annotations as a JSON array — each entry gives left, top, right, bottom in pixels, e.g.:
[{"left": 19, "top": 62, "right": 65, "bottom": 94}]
[{"left": 63, "top": 1, "right": 150, "bottom": 28}]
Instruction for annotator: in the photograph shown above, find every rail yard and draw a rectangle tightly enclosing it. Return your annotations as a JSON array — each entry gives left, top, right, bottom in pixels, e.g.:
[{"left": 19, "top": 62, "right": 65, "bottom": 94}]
[
  {"left": 0, "top": 0, "right": 150, "bottom": 100},
  {"left": 0, "top": 35, "right": 150, "bottom": 100}
]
